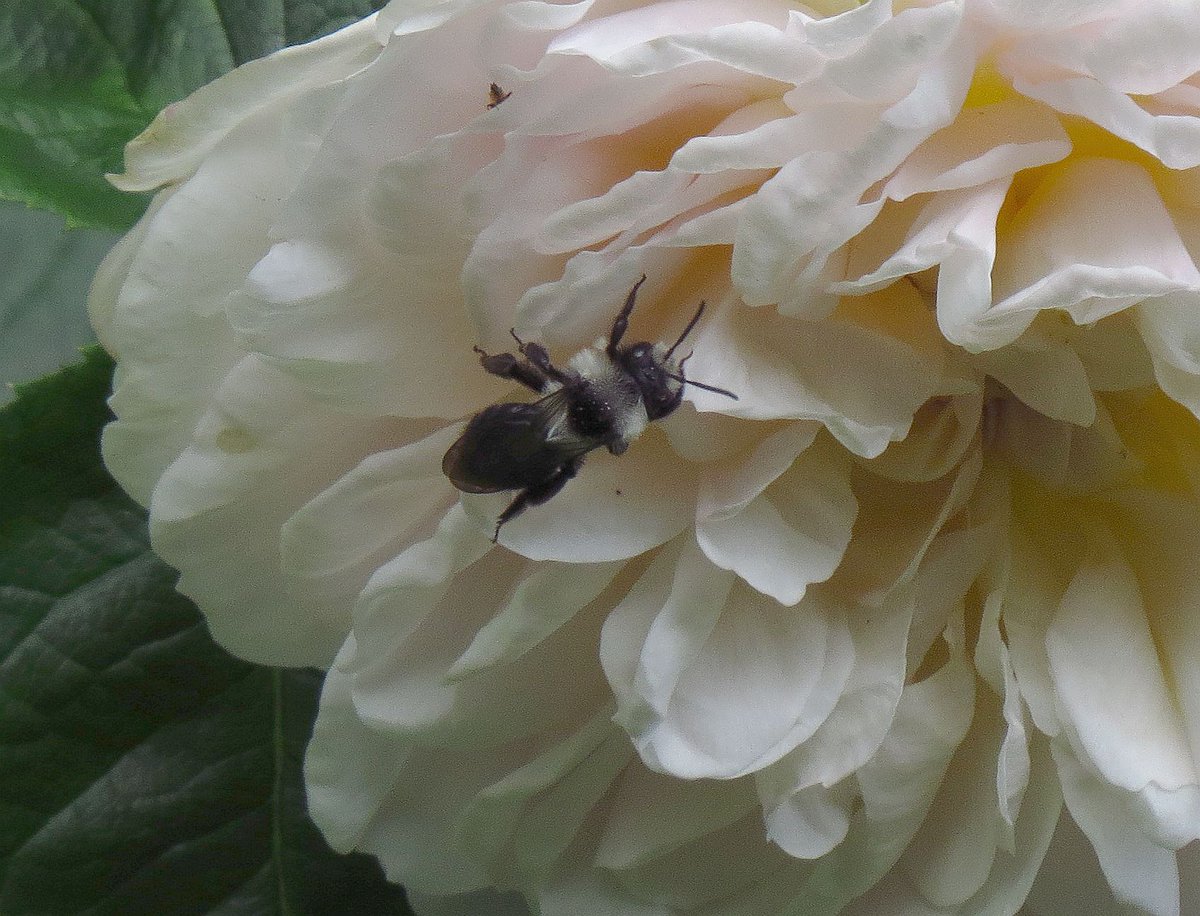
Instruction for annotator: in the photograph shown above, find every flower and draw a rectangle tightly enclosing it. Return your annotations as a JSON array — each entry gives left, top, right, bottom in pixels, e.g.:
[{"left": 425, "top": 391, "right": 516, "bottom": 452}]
[{"left": 90, "top": 0, "right": 1200, "bottom": 912}]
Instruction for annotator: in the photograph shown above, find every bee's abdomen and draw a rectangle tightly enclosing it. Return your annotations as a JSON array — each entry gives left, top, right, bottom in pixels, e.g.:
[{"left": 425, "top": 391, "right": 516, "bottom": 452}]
[{"left": 446, "top": 403, "right": 572, "bottom": 492}]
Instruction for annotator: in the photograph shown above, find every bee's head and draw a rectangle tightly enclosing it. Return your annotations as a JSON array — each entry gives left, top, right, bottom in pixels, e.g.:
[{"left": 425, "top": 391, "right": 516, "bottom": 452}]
[{"left": 617, "top": 342, "right": 685, "bottom": 421}]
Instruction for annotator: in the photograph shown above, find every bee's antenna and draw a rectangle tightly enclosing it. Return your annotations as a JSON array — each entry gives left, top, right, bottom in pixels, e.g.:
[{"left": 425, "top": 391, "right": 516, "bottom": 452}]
[
  {"left": 666, "top": 370, "right": 738, "bottom": 400},
  {"left": 665, "top": 300, "right": 706, "bottom": 360}
]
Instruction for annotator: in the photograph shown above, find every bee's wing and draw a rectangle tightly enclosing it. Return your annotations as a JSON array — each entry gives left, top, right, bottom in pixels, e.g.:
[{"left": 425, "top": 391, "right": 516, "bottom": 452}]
[{"left": 442, "top": 390, "right": 592, "bottom": 493}]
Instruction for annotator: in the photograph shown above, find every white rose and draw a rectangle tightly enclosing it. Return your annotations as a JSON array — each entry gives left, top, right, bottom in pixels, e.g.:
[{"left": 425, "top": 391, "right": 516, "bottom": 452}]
[{"left": 91, "top": 0, "right": 1200, "bottom": 913}]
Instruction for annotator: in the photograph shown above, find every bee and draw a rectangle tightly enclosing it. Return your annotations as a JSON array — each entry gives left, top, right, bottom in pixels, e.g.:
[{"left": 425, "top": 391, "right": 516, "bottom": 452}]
[{"left": 442, "top": 276, "right": 738, "bottom": 542}]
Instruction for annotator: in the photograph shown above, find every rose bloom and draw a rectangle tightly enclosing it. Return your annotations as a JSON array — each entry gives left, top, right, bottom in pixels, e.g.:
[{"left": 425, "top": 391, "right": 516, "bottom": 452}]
[{"left": 90, "top": 0, "right": 1200, "bottom": 912}]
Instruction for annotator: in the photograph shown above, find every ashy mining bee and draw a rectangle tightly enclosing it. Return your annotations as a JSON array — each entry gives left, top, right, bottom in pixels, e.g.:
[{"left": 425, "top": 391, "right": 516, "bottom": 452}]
[{"left": 442, "top": 277, "right": 738, "bottom": 542}]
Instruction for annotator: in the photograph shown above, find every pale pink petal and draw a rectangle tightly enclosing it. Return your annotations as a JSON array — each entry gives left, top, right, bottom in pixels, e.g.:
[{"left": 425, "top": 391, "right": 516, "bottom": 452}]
[
  {"left": 991, "top": 158, "right": 1200, "bottom": 325},
  {"left": 883, "top": 98, "right": 1069, "bottom": 201}
]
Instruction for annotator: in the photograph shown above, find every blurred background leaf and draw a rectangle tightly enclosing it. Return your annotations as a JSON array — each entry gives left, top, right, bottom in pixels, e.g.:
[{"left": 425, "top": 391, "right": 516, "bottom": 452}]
[
  {"left": 0, "top": 0, "right": 384, "bottom": 232},
  {"left": 0, "top": 201, "right": 114, "bottom": 405},
  {"left": 0, "top": 349, "right": 411, "bottom": 914},
  {"left": 0, "top": 0, "right": 406, "bottom": 911}
]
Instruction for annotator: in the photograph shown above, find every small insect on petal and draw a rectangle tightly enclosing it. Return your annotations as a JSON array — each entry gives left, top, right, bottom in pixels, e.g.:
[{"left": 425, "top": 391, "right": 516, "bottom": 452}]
[{"left": 487, "top": 82, "right": 511, "bottom": 109}]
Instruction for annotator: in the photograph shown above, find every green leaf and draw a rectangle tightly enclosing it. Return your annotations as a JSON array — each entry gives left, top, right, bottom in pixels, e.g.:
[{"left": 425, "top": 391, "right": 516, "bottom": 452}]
[
  {"left": 0, "top": 200, "right": 118, "bottom": 405},
  {"left": 0, "top": 349, "right": 411, "bottom": 915},
  {"left": 1, "top": 0, "right": 388, "bottom": 232}
]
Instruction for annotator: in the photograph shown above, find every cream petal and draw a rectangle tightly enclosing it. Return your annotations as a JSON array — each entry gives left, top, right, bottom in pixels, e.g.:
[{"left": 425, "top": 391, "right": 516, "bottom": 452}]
[
  {"left": 835, "top": 181, "right": 1007, "bottom": 297},
  {"left": 697, "top": 431, "right": 855, "bottom": 605},
  {"left": 449, "top": 560, "right": 623, "bottom": 676},
  {"left": 1138, "top": 291, "right": 1200, "bottom": 417},
  {"left": 593, "top": 765, "right": 759, "bottom": 870},
  {"left": 1054, "top": 745, "right": 1185, "bottom": 916},
  {"left": 1111, "top": 492, "right": 1200, "bottom": 780},
  {"left": 593, "top": 809, "right": 800, "bottom": 912},
  {"left": 538, "top": 868, "right": 671, "bottom": 916},
  {"left": 455, "top": 708, "right": 632, "bottom": 888},
  {"left": 306, "top": 638, "right": 416, "bottom": 852},
  {"left": 734, "top": 5, "right": 973, "bottom": 314},
  {"left": 348, "top": 509, "right": 613, "bottom": 744},
  {"left": 952, "top": 738, "right": 1061, "bottom": 916},
  {"left": 110, "top": 15, "right": 383, "bottom": 191},
  {"left": 974, "top": 333, "right": 1096, "bottom": 426},
  {"left": 834, "top": 447, "right": 982, "bottom": 606},
  {"left": 306, "top": 642, "right": 494, "bottom": 896},
  {"left": 833, "top": 180, "right": 1013, "bottom": 351},
  {"left": 762, "top": 783, "right": 852, "bottom": 860},
  {"left": 547, "top": 0, "right": 790, "bottom": 63},
  {"left": 465, "top": 432, "right": 696, "bottom": 563},
  {"left": 602, "top": 540, "right": 734, "bottom": 728},
  {"left": 1002, "top": 505, "right": 1074, "bottom": 741},
  {"left": 670, "top": 104, "right": 831, "bottom": 174},
  {"left": 848, "top": 731, "right": 1060, "bottom": 916},
  {"left": 279, "top": 423, "right": 457, "bottom": 580},
  {"left": 406, "top": 889, "right": 531, "bottom": 916},
  {"left": 1016, "top": 4, "right": 1200, "bottom": 94},
  {"left": 99, "top": 93, "right": 324, "bottom": 503},
  {"left": 1023, "top": 809, "right": 1121, "bottom": 916},
  {"left": 906, "top": 514, "right": 999, "bottom": 679},
  {"left": 1047, "top": 526, "right": 1196, "bottom": 793},
  {"left": 780, "top": 654, "right": 976, "bottom": 915},
  {"left": 867, "top": 389, "right": 983, "bottom": 485},
  {"left": 988, "top": 397, "right": 1139, "bottom": 493},
  {"left": 593, "top": 18, "right": 821, "bottom": 83},
  {"left": 696, "top": 422, "right": 819, "bottom": 520},
  {"left": 976, "top": 550, "right": 1033, "bottom": 837},
  {"left": 758, "top": 598, "right": 911, "bottom": 858},
  {"left": 1071, "top": 312, "right": 1157, "bottom": 393},
  {"left": 510, "top": 253, "right": 685, "bottom": 349},
  {"left": 147, "top": 356, "right": 401, "bottom": 665},
  {"left": 686, "top": 299, "right": 938, "bottom": 457},
  {"left": 610, "top": 566, "right": 856, "bottom": 779},
  {"left": 896, "top": 693, "right": 1012, "bottom": 908},
  {"left": 87, "top": 192, "right": 160, "bottom": 356},
  {"left": 975, "top": 0, "right": 1122, "bottom": 31},
  {"left": 231, "top": 205, "right": 494, "bottom": 418}
]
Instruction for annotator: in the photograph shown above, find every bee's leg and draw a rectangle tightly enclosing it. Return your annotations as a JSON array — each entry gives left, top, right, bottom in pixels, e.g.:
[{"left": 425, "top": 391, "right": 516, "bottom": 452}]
[
  {"left": 492, "top": 457, "right": 583, "bottom": 542},
  {"left": 606, "top": 274, "right": 647, "bottom": 356},
  {"left": 473, "top": 345, "right": 549, "bottom": 392},
  {"left": 508, "top": 330, "right": 573, "bottom": 385}
]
